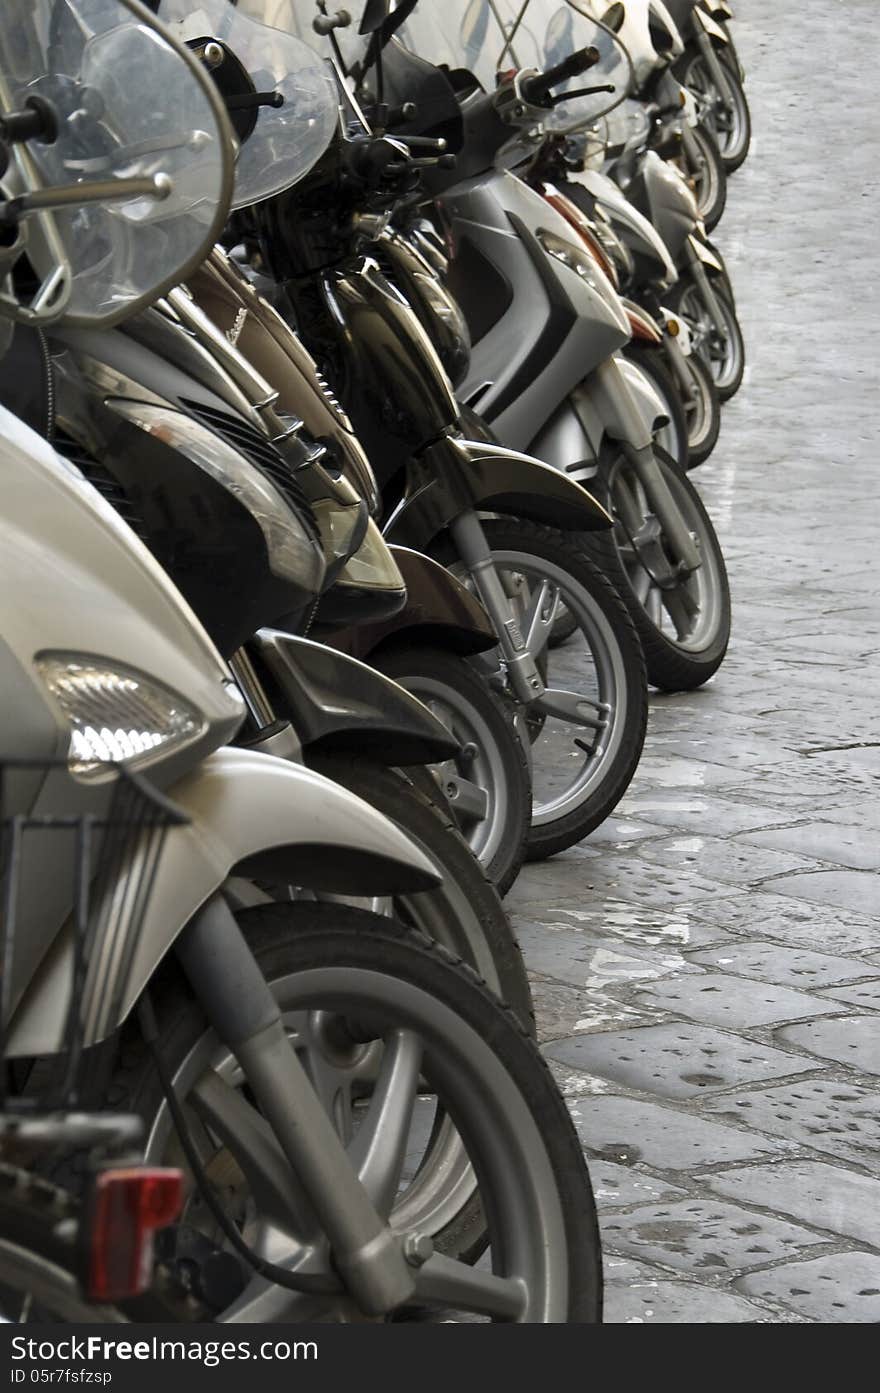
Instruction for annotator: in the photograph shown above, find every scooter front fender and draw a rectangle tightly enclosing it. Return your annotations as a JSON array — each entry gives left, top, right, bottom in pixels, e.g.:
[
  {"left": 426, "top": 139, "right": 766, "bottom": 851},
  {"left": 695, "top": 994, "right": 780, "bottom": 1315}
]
[
  {"left": 5, "top": 748, "right": 440, "bottom": 1057},
  {"left": 533, "top": 356, "right": 668, "bottom": 481},
  {"left": 694, "top": 7, "right": 731, "bottom": 44},
  {"left": 687, "top": 233, "right": 725, "bottom": 274},
  {"left": 323, "top": 545, "right": 498, "bottom": 663},
  {"left": 252, "top": 626, "right": 461, "bottom": 765},
  {"left": 384, "top": 435, "right": 612, "bottom": 547}
]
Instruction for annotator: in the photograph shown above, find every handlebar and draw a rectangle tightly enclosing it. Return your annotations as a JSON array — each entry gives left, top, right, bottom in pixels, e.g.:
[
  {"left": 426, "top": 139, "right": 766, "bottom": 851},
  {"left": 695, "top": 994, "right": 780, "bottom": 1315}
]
[{"left": 519, "top": 46, "right": 601, "bottom": 106}]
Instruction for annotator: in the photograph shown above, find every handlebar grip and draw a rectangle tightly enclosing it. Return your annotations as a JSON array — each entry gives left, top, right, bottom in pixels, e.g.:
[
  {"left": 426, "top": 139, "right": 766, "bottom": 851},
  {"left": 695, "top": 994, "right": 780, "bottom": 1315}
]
[{"left": 520, "top": 45, "right": 601, "bottom": 104}]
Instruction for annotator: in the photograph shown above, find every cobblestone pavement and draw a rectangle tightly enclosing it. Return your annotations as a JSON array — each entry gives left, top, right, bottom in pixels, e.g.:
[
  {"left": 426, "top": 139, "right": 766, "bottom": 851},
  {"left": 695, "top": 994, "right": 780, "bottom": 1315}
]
[{"left": 509, "top": 0, "right": 880, "bottom": 1323}]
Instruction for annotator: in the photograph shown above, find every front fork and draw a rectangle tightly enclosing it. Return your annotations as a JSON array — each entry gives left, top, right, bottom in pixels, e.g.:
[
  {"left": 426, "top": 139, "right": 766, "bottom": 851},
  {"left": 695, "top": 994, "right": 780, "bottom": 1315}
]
[
  {"left": 171, "top": 894, "right": 418, "bottom": 1316},
  {"left": 663, "top": 327, "right": 698, "bottom": 405},
  {"left": 684, "top": 240, "right": 729, "bottom": 339},
  {"left": 695, "top": 29, "right": 736, "bottom": 111},
  {"left": 588, "top": 357, "right": 701, "bottom": 576},
  {"left": 448, "top": 510, "right": 544, "bottom": 707},
  {"left": 447, "top": 511, "right": 611, "bottom": 737}
]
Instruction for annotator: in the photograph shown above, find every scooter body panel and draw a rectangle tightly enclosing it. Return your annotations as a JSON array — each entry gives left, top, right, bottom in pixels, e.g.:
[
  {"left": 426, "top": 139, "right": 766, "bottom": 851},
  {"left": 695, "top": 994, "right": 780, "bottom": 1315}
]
[
  {"left": 626, "top": 151, "right": 699, "bottom": 264},
  {"left": 5, "top": 746, "right": 442, "bottom": 1057},
  {"left": 442, "top": 170, "right": 631, "bottom": 452},
  {"left": 567, "top": 168, "right": 679, "bottom": 286}
]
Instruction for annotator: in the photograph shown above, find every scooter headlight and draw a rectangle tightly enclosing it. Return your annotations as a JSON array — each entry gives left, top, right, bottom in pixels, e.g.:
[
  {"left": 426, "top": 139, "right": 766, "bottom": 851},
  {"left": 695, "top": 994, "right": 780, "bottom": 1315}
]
[
  {"left": 537, "top": 229, "right": 629, "bottom": 325},
  {"left": 34, "top": 654, "right": 210, "bottom": 780}
]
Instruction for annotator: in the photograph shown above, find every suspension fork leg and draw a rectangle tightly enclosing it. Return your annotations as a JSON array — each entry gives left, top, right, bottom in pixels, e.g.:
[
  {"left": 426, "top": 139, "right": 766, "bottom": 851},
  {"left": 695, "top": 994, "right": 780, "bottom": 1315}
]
[
  {"left": 684, "top": 242, "right": 728, "bottom": 337},
  {"left": 663, "top": 333, "right": 698, "bottom": 402},
  {"left": 173, "top": 894, "right": 415, "bottom": 1316},
  {"left": 447, "top": 510, "right": 545, "bottom": 705},
  {"left": 591, "top": 358, "right": 701, "bottom": 574},
  {"left": 695, "top": 29, "right": 736, "bottom": 107},
  {"left": 680, "top": 121, "right": 705, "bottom": 169}
]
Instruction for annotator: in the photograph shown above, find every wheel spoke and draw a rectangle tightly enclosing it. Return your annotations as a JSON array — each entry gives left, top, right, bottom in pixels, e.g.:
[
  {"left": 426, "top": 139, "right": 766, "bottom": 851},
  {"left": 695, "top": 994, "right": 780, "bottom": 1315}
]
[
  {"left": 534, "top": 687, "right": 610, "bottom": 732},
  {"left": 523, "top": 578, "right": 560, "bottom": 661},
  {"left": 191, "top": 1070, "right": 319, "bottom": 1240},
  {"left": 412, "top": 1253, "right": 527, "bottom": 1321},
  {"left": 347, "top": 1029, "right": 423, "bottom": 1219}
]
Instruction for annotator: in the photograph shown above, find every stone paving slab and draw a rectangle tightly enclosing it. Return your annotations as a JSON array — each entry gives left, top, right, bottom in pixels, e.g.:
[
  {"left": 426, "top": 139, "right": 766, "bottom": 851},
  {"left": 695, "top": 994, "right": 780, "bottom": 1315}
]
[
  {"left": 704, "top": 1080, "right": 880, "bottom": 1174},
  {"left": 701, "top": 1162, "right": 880, "bottom": 1249},
  {"left": 737, "top": 822, "right": 880, "bottom": 871},
  {"left": 682, "top": 892, "right": 880, "bottom": 957},
  {"left": 619, "top": 794, "right": 803, "bottom": 838},
  {"left": 818, "top": 979, "right": 880, "bottom": 1010},
  {"left": 590, "top": 1162, "right": 685, "bottom": 1209},
  {"left": 539, "top": 900, "right": 733, "bottom": 951},
  {"left": 605, "top": 1279, "right": 779, "bottom": 1324},
  {"left": 635, "top": 835, "right": 823, "bottom": 886},
  {"left": 684, "top": 942, "right": 874, "bottom": 989},
  {"left": 568, "top": 1096, "right": 789, "bottom": 1171},
  {"left": 768, "top": 870, "right": 880, "bottom": 918},
  {"left": 548, "top": 1023, "right": 822, "bottom": 1100},
  {"left": 632, "top": 973, "right": 839, "bottom": 1029},
  {"left": 601, "top": 1199, "right": 826, "bottom": 1274},
  {"left": 734, "top": 1253, "right": 880, "bottom": 1323},
  {"left": 774, "top": 1016, "right": 880, "bottom": 1076}
]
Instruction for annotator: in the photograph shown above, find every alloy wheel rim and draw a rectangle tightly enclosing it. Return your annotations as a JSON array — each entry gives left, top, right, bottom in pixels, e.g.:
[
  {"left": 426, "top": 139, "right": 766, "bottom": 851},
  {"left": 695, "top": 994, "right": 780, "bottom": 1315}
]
[
  {"left": 678, "top": 286, "right": 741, "bottom": 390},
  {"left": 684, "top": 55, "right": 748, "bottom": 162},
  {"left": 390, "top": 672, "right": 510, "bottom": 874},
  {"left": 142, "top": 966, "right": 572, "bottom": 1322},
  {"left": 610, "top": 458, "right": 723, "bottom": 652},
  {"left": 449, "top": 550, "right": 628, "bottom": 828}
]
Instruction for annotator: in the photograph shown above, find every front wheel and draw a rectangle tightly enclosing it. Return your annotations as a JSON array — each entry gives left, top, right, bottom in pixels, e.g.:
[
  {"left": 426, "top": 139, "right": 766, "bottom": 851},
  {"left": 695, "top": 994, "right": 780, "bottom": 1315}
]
[
  {"left": 305, "top": 754, "right": 532, "bottom": 1034},
  {"left": 673, "top": 345, "right": 722, "bottom": 467},
  {"left": 367, "top": 647, "right": 531, "bottom": 897},
  {"left": 107, "top": 906, "right": 603, "bottom": 1322},
  {"left": 434, "top": 520, "right": 648, "bottom": 861},
  {"left": 678, "top": 45, "right": 752, "bottom": 172},
  {"left": 677, "top": 123, "right": 727, "bottom": 231},
  {"left": 581, "top": 447, "right": 731, "bottom": 690},
  {"left": 670, "top": 274, "right": 745, "bottom": 402}
]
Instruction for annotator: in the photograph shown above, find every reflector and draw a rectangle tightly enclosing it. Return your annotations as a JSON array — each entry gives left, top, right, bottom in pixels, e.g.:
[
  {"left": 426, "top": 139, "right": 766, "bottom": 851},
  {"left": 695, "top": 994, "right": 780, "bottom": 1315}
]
[{"left": 86, "top": 1166, "right": 184, "bottom": 1302}]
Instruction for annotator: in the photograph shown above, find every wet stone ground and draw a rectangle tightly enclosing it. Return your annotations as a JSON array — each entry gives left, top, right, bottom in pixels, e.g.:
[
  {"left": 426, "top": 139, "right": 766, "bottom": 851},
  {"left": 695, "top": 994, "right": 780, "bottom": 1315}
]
[{"left": 509, "top": 0, "right": 880, "bottom": 1322}]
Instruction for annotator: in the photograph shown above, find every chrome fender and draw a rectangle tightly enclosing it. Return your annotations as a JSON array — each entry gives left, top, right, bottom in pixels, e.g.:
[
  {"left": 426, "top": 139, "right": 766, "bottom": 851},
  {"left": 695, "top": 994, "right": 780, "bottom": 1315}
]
[{"left": 6, "top": 748, "right": 440, "bottom": 1057}]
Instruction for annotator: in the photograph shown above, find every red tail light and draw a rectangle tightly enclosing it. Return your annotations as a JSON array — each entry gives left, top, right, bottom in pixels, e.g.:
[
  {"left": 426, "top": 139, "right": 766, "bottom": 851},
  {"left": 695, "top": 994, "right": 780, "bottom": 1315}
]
[{"left": 86, "top": 1167, "right": 183, "bottom": 1302}]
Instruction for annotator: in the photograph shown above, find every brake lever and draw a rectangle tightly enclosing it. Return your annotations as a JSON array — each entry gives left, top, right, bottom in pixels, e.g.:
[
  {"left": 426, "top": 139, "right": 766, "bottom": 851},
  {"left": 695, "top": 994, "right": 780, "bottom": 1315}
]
[{"left": 549, "top": 84, "right": 616, "bottom": 108}]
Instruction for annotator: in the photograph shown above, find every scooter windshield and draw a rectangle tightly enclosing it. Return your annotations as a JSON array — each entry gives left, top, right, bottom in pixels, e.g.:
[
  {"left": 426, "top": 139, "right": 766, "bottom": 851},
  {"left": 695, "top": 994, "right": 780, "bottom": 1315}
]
[
  {"left": 0, "top": 0, "right": 235, "bottom": 326},
  {"left": 157, "top": 0, "right": 337, "bottom": 208},
  {"left": 491, "top": 0, "right": 633, "bottom": 132}
]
